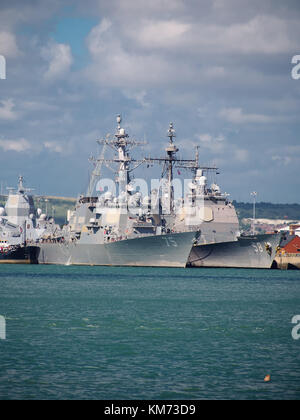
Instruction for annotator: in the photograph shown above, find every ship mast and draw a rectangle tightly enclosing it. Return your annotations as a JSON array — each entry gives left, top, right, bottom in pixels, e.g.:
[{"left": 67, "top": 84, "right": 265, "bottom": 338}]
[
  {"left": 165, "top": 123, "right": 178, "bottom": 214},
  {"left": 145, "top": 123, "right": 197, "bottom": 215},
  {"left": 115, "top": 114, "right": 131, "bottom": 195},
  {"left": 95, "top": 115, "right": 146, "bottom": 204}
]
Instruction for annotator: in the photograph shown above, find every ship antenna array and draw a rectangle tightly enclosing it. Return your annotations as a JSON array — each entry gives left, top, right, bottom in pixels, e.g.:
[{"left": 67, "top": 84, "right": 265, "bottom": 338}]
[
  {"left": 7, "top": 176, "right": 34, "bottom": 195},
  {"left": 144, "top": 123, "right": 199, "bottom": 214},
  {"left": 91, "top": 115, "right": 147, "bottom": 194}
]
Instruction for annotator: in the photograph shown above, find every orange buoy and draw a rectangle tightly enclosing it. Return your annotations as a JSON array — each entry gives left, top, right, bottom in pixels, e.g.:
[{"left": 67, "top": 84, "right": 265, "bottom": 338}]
[{"left": 264, "top": 374, "right": 271, "bottom": 382}]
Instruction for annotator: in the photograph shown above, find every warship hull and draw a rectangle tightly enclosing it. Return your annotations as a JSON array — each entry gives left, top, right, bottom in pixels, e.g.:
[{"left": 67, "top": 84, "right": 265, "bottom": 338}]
[
  {"left": 0, "top": 246, "right": 39, "bottom": 264},
  {"left": 188, "top": 233, "right": 282, "bottom": 269},
  {"left": 37, "top": 231, "right": 196, "bottom": 268}
]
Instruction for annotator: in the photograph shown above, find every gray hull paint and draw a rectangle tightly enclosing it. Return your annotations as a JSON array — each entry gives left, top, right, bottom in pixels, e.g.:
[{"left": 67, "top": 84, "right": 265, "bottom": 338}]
[
  {"left": 188, "top": 233, "right": 281, "bottom": 269},
  {"left": 37, "top": 231, "right": 196, "bottom": 268}
]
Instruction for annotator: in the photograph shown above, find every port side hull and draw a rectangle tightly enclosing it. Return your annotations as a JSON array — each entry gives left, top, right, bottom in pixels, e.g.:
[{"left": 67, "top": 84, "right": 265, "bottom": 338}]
[
  {"left": 0, "top": 246, "right": 38, "bottom": 264},
  {"left": 37, "top": 232, "right": 196, "bottom": 268},
  {"left": 188, "top": 234, "right": 282, "bottom": 269}
]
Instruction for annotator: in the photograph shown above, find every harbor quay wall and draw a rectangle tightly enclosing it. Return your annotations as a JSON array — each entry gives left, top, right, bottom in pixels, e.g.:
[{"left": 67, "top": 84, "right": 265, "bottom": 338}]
[{"left": 275, "top": 254, "right": 300, "bottom": 270}]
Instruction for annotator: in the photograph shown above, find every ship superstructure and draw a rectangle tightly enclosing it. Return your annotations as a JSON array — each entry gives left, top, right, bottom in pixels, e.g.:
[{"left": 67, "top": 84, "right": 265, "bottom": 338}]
[
  {"left": 36, "top": 115, "right": 281, "bottom": 269},
  {"left": 143, "top": 123, "right": 281, "bottom": 269},
  {"left": 37, "top": 116, "right": 198, "bottom": 267},
  {"left": 0, "top": 176, "right": 59, "bottom": 263},
  {"left": 145, "top": 123, "right": 240, "bottom": 245}
]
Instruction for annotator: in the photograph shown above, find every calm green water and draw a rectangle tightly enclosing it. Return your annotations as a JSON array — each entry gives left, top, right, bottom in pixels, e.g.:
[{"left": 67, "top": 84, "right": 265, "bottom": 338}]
[{"left": 0, "top": 265, "right": 299, "bottom": 400}]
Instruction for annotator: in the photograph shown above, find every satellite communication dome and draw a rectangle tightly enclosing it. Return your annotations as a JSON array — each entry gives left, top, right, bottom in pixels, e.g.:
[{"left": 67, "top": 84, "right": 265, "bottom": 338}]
[
  {"left": 0, "top": 207, "right": 5, "bottom": 216},
  {"left": 199, "top": 176, "right": 207, "bottom": 186}
]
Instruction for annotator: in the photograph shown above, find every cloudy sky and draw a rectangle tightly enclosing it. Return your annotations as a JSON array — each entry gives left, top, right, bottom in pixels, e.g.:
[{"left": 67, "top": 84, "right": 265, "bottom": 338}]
[{"left": 0, "top": 0, "right": 299, "bottom": 202}]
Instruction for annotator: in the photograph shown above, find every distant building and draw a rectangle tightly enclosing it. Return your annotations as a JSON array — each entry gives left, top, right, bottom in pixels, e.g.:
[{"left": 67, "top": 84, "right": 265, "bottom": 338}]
[{"left": 290, "top": 224, "right": 300, "bottom": 236}]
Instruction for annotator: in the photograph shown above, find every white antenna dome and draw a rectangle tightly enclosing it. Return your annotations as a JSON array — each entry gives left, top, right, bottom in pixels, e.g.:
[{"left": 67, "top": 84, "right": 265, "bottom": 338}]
[{"left": 199, "top": 176, "right": 207, "bottom": 186}]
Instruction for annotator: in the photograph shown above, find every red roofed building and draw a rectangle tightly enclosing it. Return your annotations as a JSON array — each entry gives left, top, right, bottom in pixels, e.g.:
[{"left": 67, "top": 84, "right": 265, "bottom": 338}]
[{"left": 284, "top": 236, "right": 300, "bottom": 254}]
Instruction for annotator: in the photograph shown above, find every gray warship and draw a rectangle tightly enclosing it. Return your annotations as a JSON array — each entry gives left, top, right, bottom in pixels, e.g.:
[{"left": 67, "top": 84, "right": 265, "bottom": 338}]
[
  {"left": 188, "top": 233, "right": 282, "bottom": 269},
  {"left": 181, "top": 161, "right": 282, "bottom": 269},
  {"left": 37, "top": 116, "right": 198, "bottom": 267},
  {"left": 0, "top": 176, "right": 59, "bottom": 263},
  {"left": 182, "top": 161, "right": 282, "bottom": 269},
  {"left": 145, "top": 122, "right": 240, "bottom": 245},
  {"left": 36, "top": 115, "right": 281, "bottom": 269},
  {"left": 143, "top": 124, "right": 281, "bottom": 269}
]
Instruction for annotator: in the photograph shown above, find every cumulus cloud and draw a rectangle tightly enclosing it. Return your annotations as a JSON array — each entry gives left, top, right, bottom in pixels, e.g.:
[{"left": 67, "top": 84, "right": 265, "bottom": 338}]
[
  {"left": 197, "top": 133, "right": 226, "bottom": 153},
  {"left": 85, "top": 19, "right": 178, "bottom": 88},
  {"left": 84, "top": 6, "right": 300, "bottom": 95},
  {"left": 188, "top": 15, "right": 297, "bottom": 55},
  {"left": 0, "top": 99, "right": 18, "bottom": 121},
  {"left": 272, "top": 155, "right": 292, "bottom": 165},
  {"left": 127, "top": 19, "right": 190, "bottom": 50},
  {"left": 0, "top": 0, "right": 299, "bottom": 201},
  {"left": 124, "top": 15, "right": 297, "bottom": 55},
  {"left": 219, "top": 107, "right": 274, "bottom": 124},
  {"left": 195, "top": 133, "right": 249, "bottom": 163},
  {"left": 42, "top": 42, "right": 73, "bottom": 81},
  {"left": 272, "top": 145, "right": 300, "bottom": 166},
  {"left": 43, "top": 141, "right": 64, "bottom": 154},
  {"left": 0, "top": 138, "right": 31, "bottom": 152},
  {"left": 0, "top": 31, "right": 19, "bottom": 57}
]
